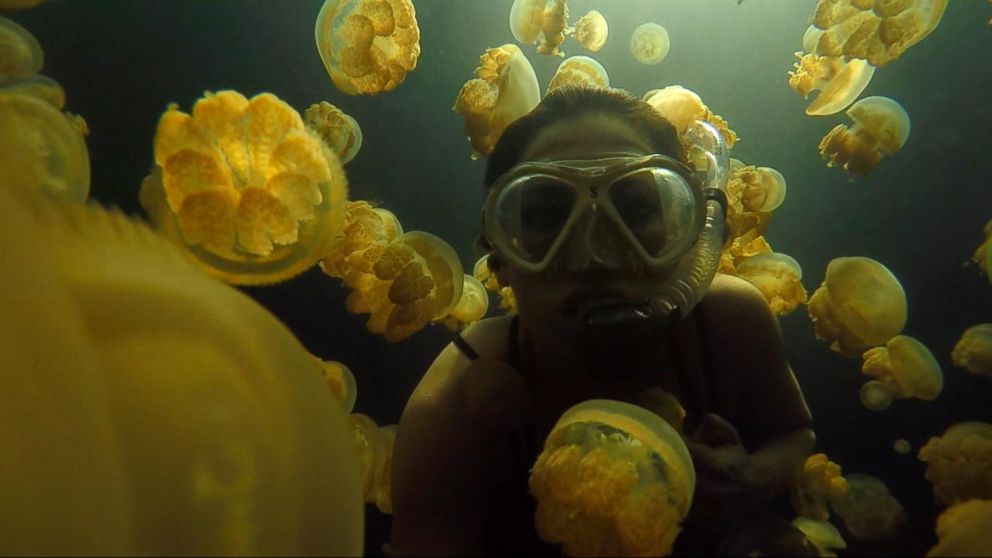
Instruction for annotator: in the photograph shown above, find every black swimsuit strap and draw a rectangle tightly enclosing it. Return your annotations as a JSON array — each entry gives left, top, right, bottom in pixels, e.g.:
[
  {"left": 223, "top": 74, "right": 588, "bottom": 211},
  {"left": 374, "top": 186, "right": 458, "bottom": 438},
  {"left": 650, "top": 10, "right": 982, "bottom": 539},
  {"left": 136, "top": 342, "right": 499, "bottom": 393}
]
[{"left": 452, "top": 331, "right": 480, "bottom": 361}]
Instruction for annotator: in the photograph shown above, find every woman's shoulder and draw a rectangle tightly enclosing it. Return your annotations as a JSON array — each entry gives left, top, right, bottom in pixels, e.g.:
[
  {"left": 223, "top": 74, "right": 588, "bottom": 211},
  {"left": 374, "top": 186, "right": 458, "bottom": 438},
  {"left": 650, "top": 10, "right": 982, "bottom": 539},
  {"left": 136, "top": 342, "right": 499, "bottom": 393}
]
[{"left": 701, "top": 272, "right": 776, "bottom": 328}]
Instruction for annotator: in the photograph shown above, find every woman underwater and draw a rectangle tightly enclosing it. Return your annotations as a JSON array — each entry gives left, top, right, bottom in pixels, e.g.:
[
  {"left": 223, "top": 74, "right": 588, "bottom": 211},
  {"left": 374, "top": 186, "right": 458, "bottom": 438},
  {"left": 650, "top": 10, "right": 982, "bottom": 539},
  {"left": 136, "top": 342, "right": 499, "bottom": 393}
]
[{"left": 390, "top": 86, "right": 816, "bottom": 556}]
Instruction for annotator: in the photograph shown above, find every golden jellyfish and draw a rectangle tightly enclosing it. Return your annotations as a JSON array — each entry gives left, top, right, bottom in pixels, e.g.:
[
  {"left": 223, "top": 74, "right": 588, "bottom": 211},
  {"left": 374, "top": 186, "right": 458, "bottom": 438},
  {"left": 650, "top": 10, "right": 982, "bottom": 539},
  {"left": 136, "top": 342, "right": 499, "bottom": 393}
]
[
  {"left": 143, "top": 90, "right": 348, "bottom": 285},
  {"left": 972, "top": 219, "right": 991, "bottom": 283},
  {"left": 807, "top": 256, "right": 907, "bottom": 357},
  {"left": 573, "top": 10, "right": 607, "bottom": 52},
  {"left": 0, "top": 184, "right": 363, "bottom": 555},
  {"left": 791, "top": 517, "right": 847, "bottom": 557},
  {"left": 473, "top": 253, "right": 517, "bottom": 313},
  {"left": 951, "top": 324, "right": 992, "bottom": 378},
  {"left": 734, "top": 252, "right": 808, "bottom": 317},
  {"left": 440, "top": 274, "right": 490, "bottom": 332},
  {"left": 320, "top": 358, "right": 357, "bottom": 414},
  {"left": 374, "top": 206, "right": 403, "bottom": 238},
  {"left": 454, "top": 43, "right": 540, "bottom": 158},
  {"left": 509, "top": 0, "right": 570, "bottom": 57},
  {"left": 918, "top": 422, "right": 992, "bottom": 506},
  {"left": 927, "top": 498, "right": 992, "bottom": 557},
  {"left": 860, "top": 380, "right": 894, "bottom": 411},
  {"left": 788, "top": 50, "right": 875, "bottom": 116},
  {"left": 893, "top": 438, "right": 912, "bottom": 455},
  {"left": 320, "top": 200, "right": 402, "bottom": 280},
  {"left": 0, "top": 16, "right": 42, "bottom": 79},
  {"left": 748, "top": 166, "right": 788, "bottom": 213},
  {"left": 861, "top": 335, "right": 943, "bottom": 404},
  {"left": 546, "top": 55, "right": 609, "bottom": 94},
  {"left": 819, "top": 95, "right": 911, "bottom": 177},
  {"left": 810, "top": 0, "right": 948, "bottom": 68},
  {"left": 347, "top": 413, "right": 396, "bottom": 514},
  {"left": 643, "top": 85, "right": 738, "bottom": 149},
  {"left": 831, "top": 474, "right": 907, "bottom": 542},
  {"left": 314, "top": 0, "right": 421, "bottom": 95},
  {"left": 791, "top": 453, "right": 848, "bottom": 521},
  {"left": 722, "top": 161, "right": 772, "bottom": 244},
  {"left": 630, "top": 22, "right": 670, "bottom": 65},
  {"left": 304, "top": 101, "right": 363, "bottom": 164},
  {"left": 529, "top": 400, "right": 695, "bottom": 557}
]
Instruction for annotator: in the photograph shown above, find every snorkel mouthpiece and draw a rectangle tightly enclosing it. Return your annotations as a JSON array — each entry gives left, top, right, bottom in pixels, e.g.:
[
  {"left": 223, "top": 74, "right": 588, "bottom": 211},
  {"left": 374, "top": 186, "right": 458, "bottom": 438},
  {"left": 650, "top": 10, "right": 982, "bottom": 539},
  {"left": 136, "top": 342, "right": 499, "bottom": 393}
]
[{"left": 578, "top": 298, "right": 654, "bottom": 329}]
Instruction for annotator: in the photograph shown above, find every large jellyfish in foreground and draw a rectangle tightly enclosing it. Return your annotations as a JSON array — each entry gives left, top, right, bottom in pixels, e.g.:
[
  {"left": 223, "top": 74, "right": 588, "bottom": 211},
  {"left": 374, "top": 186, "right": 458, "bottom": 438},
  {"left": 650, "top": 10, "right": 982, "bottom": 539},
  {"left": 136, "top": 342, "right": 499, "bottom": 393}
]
[
  {"left": 927, "top": 498, "right": 992, "bottom": 557},
  {"left": 918, "top": 422, "right": 992, "bottom": 507},
  {"left": 0, "top": 184, "right": 363, "bottom": 555},
  {"left": 304, "top": 101, "right": 363, "bottom": 164},
  {"left": 573, "top": 10, "right": 607, "bottom": 52},
  {"left": 509, "top": 0, "right": 571, "bottom": 57},
  {"left": 529, "top": 400, "right": 694, "bottom": 556},
  {"left": 831, "top": 474, "right": 907, "bottom": 542},
  {"left": 546, "top": 55, "right": 609, "bottom": 94},
  {"left": 860, "top": 334, "right": 943, "bottom": 407},
  {"left": 630, "top": 22, "right": 670, "bottom": 65},
  {"left": 314, "top": 0, "right": 421, "bottom": 95},
  {"left": 951, "top": 324, "right": 992, "bottom": 378},
  {"left": 819, "top": 96, "right": 910, "bottom": 177},
  {"left": 142, "top": 90, "right": 348, "bottom": 285},
  {"left": 642, "top": 85, "right": 738, "bottom": 149},
  {"left": 807, "top": 256, "right": 907, "bottom": 357}
]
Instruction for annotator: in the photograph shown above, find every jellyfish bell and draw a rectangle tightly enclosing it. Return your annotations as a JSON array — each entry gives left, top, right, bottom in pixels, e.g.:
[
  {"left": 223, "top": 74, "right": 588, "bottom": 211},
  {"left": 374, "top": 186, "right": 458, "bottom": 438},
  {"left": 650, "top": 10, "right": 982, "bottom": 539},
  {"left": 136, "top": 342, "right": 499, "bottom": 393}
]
[
  {"left": 734, "top": 252, "right": 807, "bottom": 316},
  {"left": 509, "top": 0, "right": 570, "bottom": 56},
  {"left": 928, "top": 499, "right": 992, "bottom": 557},
  {"left": 859, "top": 380, "right": 894, "bottom": 411},
  {"left": 303, "top": 101, "right": 363, "bottom": 164},
  {"left": 819, "top": 96, "right": 911, "bottom": 176},
  {"left": 546, "top": 54, "right": 609, "bottom": 93},
  {"left": 630, "top": 22, "right": 670, "bottom": 65},
  {"left": 751, "top": 166, "right": 787, "bottom": 212},
  {"left": 509, "top": 0, "right": 546, "bottom": 44},
  {"left": 0, "top": 15, "right": 42, "bottom": 80},
  {"left": 642, "top": 85, "right": 704, "bottom": 135},
  {"left": 573, "top": 9, "right": 607, "bottom": 52},
  {"left": 951, "top": 323, "right": 992, "bottom": 378},
  {"left": 862, "top": 334, "right": 943, "bottom": 402},
  {"left": 440, "top": 274, "right": 490, "bottom": 331},
  {"left": 802, "top": 24, "right": 824, "bottom": 54},
  {"left": 831, "top": 474, "right": 907, "bottom": 542},
  {"left": 918, "top": 421, "right": 992, "bottom": 506},
  {"left": 319, "top": 359, "right": 357, "bottom": 414},
  {"left": 788, "top": 52, "right": 875, "bottom": 116}
]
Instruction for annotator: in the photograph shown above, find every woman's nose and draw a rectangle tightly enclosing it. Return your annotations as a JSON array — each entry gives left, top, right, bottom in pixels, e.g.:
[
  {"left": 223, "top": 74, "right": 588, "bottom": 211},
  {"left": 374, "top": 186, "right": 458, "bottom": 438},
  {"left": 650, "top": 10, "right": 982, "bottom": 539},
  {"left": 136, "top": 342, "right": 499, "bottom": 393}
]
[{"left": 557, "top": 207, "right": 631, "bottom": 271}]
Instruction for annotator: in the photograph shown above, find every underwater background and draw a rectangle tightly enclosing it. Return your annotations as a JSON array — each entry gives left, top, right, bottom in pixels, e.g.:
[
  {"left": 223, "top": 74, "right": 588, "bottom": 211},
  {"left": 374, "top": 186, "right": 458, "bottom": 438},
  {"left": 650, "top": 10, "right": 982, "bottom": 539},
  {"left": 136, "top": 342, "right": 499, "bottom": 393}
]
[{"left": 9, "top": 0, "right": 991, "bottom": 555}]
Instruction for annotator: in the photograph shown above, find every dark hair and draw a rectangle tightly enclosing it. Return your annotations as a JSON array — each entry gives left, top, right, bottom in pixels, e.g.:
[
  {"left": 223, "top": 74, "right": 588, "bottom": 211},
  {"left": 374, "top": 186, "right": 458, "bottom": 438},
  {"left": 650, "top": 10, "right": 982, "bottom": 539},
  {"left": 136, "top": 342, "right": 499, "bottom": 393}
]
[{"left": 483, "top": 86, "right": 686, "bottom": 188}]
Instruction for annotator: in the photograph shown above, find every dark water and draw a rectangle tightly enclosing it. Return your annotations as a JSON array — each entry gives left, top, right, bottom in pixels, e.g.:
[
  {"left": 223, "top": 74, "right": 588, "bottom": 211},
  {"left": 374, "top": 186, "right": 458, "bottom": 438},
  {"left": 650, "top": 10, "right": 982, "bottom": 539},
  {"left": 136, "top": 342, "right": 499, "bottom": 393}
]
[{"left": 8, "top": 0, "right": 992, "bottom": 555}]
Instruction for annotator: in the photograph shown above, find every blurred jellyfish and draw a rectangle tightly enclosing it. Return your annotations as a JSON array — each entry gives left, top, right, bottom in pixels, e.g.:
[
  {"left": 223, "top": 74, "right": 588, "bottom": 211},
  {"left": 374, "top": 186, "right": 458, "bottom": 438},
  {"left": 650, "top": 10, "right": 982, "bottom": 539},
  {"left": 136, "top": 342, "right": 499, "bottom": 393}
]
[
  {"left": 509, "top": 0, "right": 571, "bottom": 57},
  {"left": 0, "top": 16, "right": 42, "bottom": 79},
  {"left": 573, "top": 10, "right": 607, "bottom": 52},
  {"left": 951, "top": 324, "right": 992, "bottom": 378},
  {"left": 304, "top": 101, "right": 362, "bottom": 164},
  {"left": 630, "top": 22, "right": 670, "bottom": 65},
  {"left": 893, "top": 438, "right": 912, "bottom": 455},
  {"left": 719, "top": 232, "right": 772, "bottom": 275},
  {"left": 319, "top": 358, "right": 357, "bottom": 414},
  {"left": 348, "top": 413, "right": 396, "bottom": 514},
  {"left": 807, "top": 256, "right": 907, "bottom": 357},
  {"left": 788, "top": 51, "right": 874, "bottom": 116},
  {"left": 321, "top": 200, "right": 401, "bottom": 280},
  {"left": 860, "top": 381, "right": 894, "bottom": 411},
  {"left": 546, "top": 55, "right": 609, "bottom": 94},
  {"left": 918, "top": 422, "right": 992, "bottom": 506},
  {"left": 927, "top": 498, "right": 992, "bottom": 557},
  {"left": 792, "top": 517, "right": 846, "bottom": 557},
  {"left": 791, "top": 453, "right": 848, "bottom": 521},
  {"left": 819, "top": 96, "right": 910, "bottom": 177},
  {"left": 314, "top": 0, "right": 421, "bottom": 95},
  {"left": 529, "top": 400, "right": 695, "bottom": 556},
  {"left": 972, "top": 219, "right": 991, "bottom": 284},
  {"left": 453, "top": 43, "right": 540, "bottom": 158},
  {"left": 734, "top": 252, "right": 808, "bottom": 316},
  {"left": 473, "top": 253, "right": 517, "bottom": 313},
  {"left": 831, "top": 474, "right": 907, "bottom": 542},
  {"left": 810, "top": 0, "right": 948, "bottom": 67},
  {"left": 861, "top": 335, "right": 943, "bottom": 405},
  {"left": 143, "top": 90, "right": 348, "bottom": 285},
  {"left": 439, "top": 274, "right": 489, "bottom": 332},
  {"left": 643, "top": 85, "right": 738, "bottom": 149}
]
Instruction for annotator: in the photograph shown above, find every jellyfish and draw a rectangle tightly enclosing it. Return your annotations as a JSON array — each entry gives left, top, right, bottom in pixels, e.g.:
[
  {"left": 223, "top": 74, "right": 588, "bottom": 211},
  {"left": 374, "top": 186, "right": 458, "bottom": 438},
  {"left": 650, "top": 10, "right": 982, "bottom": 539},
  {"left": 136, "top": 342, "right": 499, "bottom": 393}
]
[
  {"left": 810, "top": 0, "right": 948, "bottom": 67},
  {"left": 861, "top": 334, "right": 943, "bottom": 406},
  {"left": 529, "top": 400, "right": 695, "bottom": 556},
  {"left": 972, "top": 219, "right": 991, "bottom": 284},
  {"left": 439, "top": 274, "right": 489, "bottom": 332},
  {"left": 304, "top": 101, "right": 362, "bottom": 164},
  {"left": 573, "top": 10, "right": 607, "bottom": 52},
  {"left": 630, "top": 22, "right": 670, "bottom": 65},
  {"left": 347, "top": 413, "right": 395, "bottom": 513},
  {"left": 819, "top": 95, "right": 910, "bottom": 177},
  {"left": 807, "top": 256, "right": 907, "bottom": 357},
  {"left": 722, "top": 161, "right": 774, "bottom": 243},
  {"left": 319, "top": 358, "right": 357, "bottom": 414},
  {"left": 0, "top": 16, "right": 42, "bottom": 79},
  {"left": 719, "top": 232, "right": 772, "bottom": 275},
  {"left": 321, "top": 200, "right": 401, "bottom": 280},
  {"left": 0, "top": 0, "right": 45, "bottom": 9},
  {"left": 893, "top": 438, "right": 912, "bottom": 455},
  {"left": 792, "top": 517, "right": 847, "bottom": 557},
  {"left": 860, "top": 380, "right": 894, "bottom": 411},
  {"left": 927, "top": 498, "right": 992, "bottom": 557},
  {"left": 314, "top": 0, "right": 421, "bottom": 95},
  {"left": 634, "top": 388, "right": 686, "bottom": 433},
  {"left": 831, "top": 474, "right": 907, "bottom": 542},
  {"left": 453, "top": 43, "right": 540, "bottom": 158},
  {"left": 788, "top": 51, "right": 875, "bottom": 116},
  {"left": 144, "top": 90, "right": 348, "bottom": 285},
  {"left": 643, "top": 85, "right": 738, "bottom": 149},
  {"left": 374, "top": 207, "right": 403, "bottom": 239},
  {"left": 509, "top": 0, "right": 571, "bottom": 57},
  {"left": 951, "top": 324, "right": 992, "bottom": 378},
  {"left": 747, "top": 166, "right": 788, "bottom": 213},
  {"left": 546, "top": 55, "right": 609, "bottom": 94},
  {"left": 791, "top": 453, "right": 849, "bottom": 521},
  {"left": 918, "top": 422, "right": 992, "bottom": 506},
  {"left": 734, "top": 252, "right": 808, "bottom": 317},
  {"left": 473, "top": 253, "right": 518, "bottom": 313}
]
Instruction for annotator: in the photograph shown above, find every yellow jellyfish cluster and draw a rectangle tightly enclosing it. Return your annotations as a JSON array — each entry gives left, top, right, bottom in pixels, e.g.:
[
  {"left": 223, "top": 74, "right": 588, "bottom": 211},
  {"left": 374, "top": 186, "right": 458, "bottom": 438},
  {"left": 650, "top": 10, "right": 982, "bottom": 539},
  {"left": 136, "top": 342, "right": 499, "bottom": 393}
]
[
  {"left": 546, "top": 55, "right": 609, "bottom": 94},
  {"left": 474, "top": 253, "right": 517, "bottom": 314},
  {"left": 439, "top": 274, "right": 490, "bottom": 332},
  {"left": 630, "top": 22, "right": 670, "bottom": 65},
  {"left": 304, "top": 101, "right": 363, "bottom": 164},
  {"left": 951, "top": 324, "right": 992, "bottom": 378},
  {"left": 347, "top": 413, "right": 396, "bottom": 514},
  {"left": 453, "top": 43, "right": 540, "bottom": 158},
  {"left": 972, "top": 219, "right": 992, "bottom": 284},
  {"left": 831, "top": 474, "right": 907, "bottom": 542},
  {"left": 320, "top": 358, "right": 358, "bottom": 413},
  {"left": 0, "top": 183, "right": 363, "bottom": 555},
  {"left": 918, "top": 422, "right": 992, "bottom": 507},
  {"left": 321, "top": 201, "right": 465, "bottom": 342},
  {"left": 860, "top": 334, "right": 943, "bottom": 410},
  {"left": 791, "top": 453, "right": 849, "bottom": 522},
  {"left": 0, "top": 16, "right": 90, "bottom": 202},
  {"left": 314, "top": 0, "right": 421, "bottom": 95},
  {"left": 142, "top": 90, "right": 348, "bottom": 286},
  {"left": 509, "top": 0, "right": 571, "bottom": 57},
  {"left": 788, "top": 32, "right": 875, "bottom": 116},
  {"left": 529, "top": 400, "right": 695, "bottom": 557},
  {"left": 807, "top": 256, "right": 907, "bottom": 357},
  {"left": 573, "top": 10, "right": 607, "bottom": 53},
  {"left": 819, "top": 96, "right": 911, "bottom": 177},
  {"left": 927, "top": 498, "right": 992, "bottom": 557}
]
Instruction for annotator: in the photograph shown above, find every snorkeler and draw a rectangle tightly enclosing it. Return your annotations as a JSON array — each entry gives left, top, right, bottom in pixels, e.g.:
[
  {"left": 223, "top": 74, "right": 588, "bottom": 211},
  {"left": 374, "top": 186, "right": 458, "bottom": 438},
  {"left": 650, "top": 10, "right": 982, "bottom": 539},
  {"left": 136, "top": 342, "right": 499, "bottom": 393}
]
[{"left": 390, "top": 86, "right": 815, "bottom": 556}]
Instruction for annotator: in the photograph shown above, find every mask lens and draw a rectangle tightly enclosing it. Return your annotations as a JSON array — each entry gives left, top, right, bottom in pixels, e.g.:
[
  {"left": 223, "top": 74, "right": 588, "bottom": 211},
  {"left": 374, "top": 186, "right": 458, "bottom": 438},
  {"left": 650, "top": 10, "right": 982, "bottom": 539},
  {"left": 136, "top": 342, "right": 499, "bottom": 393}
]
[
  {"left": 494, "top": 175, "right": 577, "bottom": 264},
  {"left": 609, "top": 167, "right": 697, "bottom": 257}
]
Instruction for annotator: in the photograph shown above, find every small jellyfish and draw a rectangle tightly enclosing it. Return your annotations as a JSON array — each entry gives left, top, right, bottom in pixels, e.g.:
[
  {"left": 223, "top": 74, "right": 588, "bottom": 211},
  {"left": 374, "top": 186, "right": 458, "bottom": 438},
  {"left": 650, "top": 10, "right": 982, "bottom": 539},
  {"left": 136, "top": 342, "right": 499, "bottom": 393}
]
[
  {"left": 573, "top": 10, "right": 607, "bottom": 52},
  {"left": 860, "top": 380, "right": 894, "bottom": 411},
  {"left": 304, "top": 101, "right": 362, "bottom": 164},
  {"left": 314, "top": 0, "right": 421, "bottom": 95},
  {"left": 893, "top": 438, "right": 912, "bottom": 455},
  {"left": 529, "top": 400, "right": 695, "bottom": 557},
  {"left": 861, "top": 335, "right": 943, "bottom": 404},
  {"left": 630, "top": 22, "right": 670, "bottom": 65},
  {"left": 319, "top": 358, "right": 357, "bottom": 414},
  {"left": 831, "top": 473, "right": 907, "bottom": 542},
  {"left": 971, "top": 219, "right": 991, "bottom": 284},
  {"left": 791, "top": 453, "right": 848, "bottom": 521},
  {"left": 788, "top": 50, "right": 875, "bottom": 116},
  {"left": 719, "top": 232, "right": 772, "bottom": 275},
  {"left": 373, "top": 207, "right": 403, "bottom": 239},
  {"left": 347, "top": 413, "right": 395, "bottom": 514},
  {"left": 509, "top": 0, "right": 570, "bottom": 57},
  {"left": 918, "top": 422, "right": 992, "bottom": 506},
  {"left": 951, "top": 324, "right": 992, "bottom": 378},
  {"left": 791, "top": 517, "right": 847, "bottom": 557},
  {"left": 811, "top": 0, "right": 948, "bottom": 67},
  {"left": 927, "top": 498, "right": 992, "bottom": 557},
  {"left": 734, "top": 252, "right": 808, "bottom": 317},
  {"left": 473, "top": 253, "right": 517, "bottom": 313},
  {"left": 0, "top": 16, "right": 42, "bottom": 79},
  {"left": 439, "top": 274, "right": 489, "bottom": 332},
  {"left": 546, "top": 55, "right": 609, "bottom": 94},
  {"left": 747, "top": 166, "right": 788, "bottom": 213},
  {"left": 819, "top": 96, "right": 910, "bottom": 177},
  {"left": 453, "top": 43, "right": 540, "bottom": 158},
  {"left": 642, "top": 85, "right": 738, "bottom": 148},
  {"left": 807, "top": 256, "right": 907, "bottom": 357},
  {"left": 320, "top": 200, "right": 398, "bottom": 279}
]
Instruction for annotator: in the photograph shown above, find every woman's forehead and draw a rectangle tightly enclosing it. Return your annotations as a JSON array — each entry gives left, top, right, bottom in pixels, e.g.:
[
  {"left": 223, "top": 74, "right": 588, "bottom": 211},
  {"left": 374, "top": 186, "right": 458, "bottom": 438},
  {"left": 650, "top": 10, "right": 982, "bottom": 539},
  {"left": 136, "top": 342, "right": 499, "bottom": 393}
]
[{"left": 520, "top": 113, "right": 655, "bottom": 162}]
